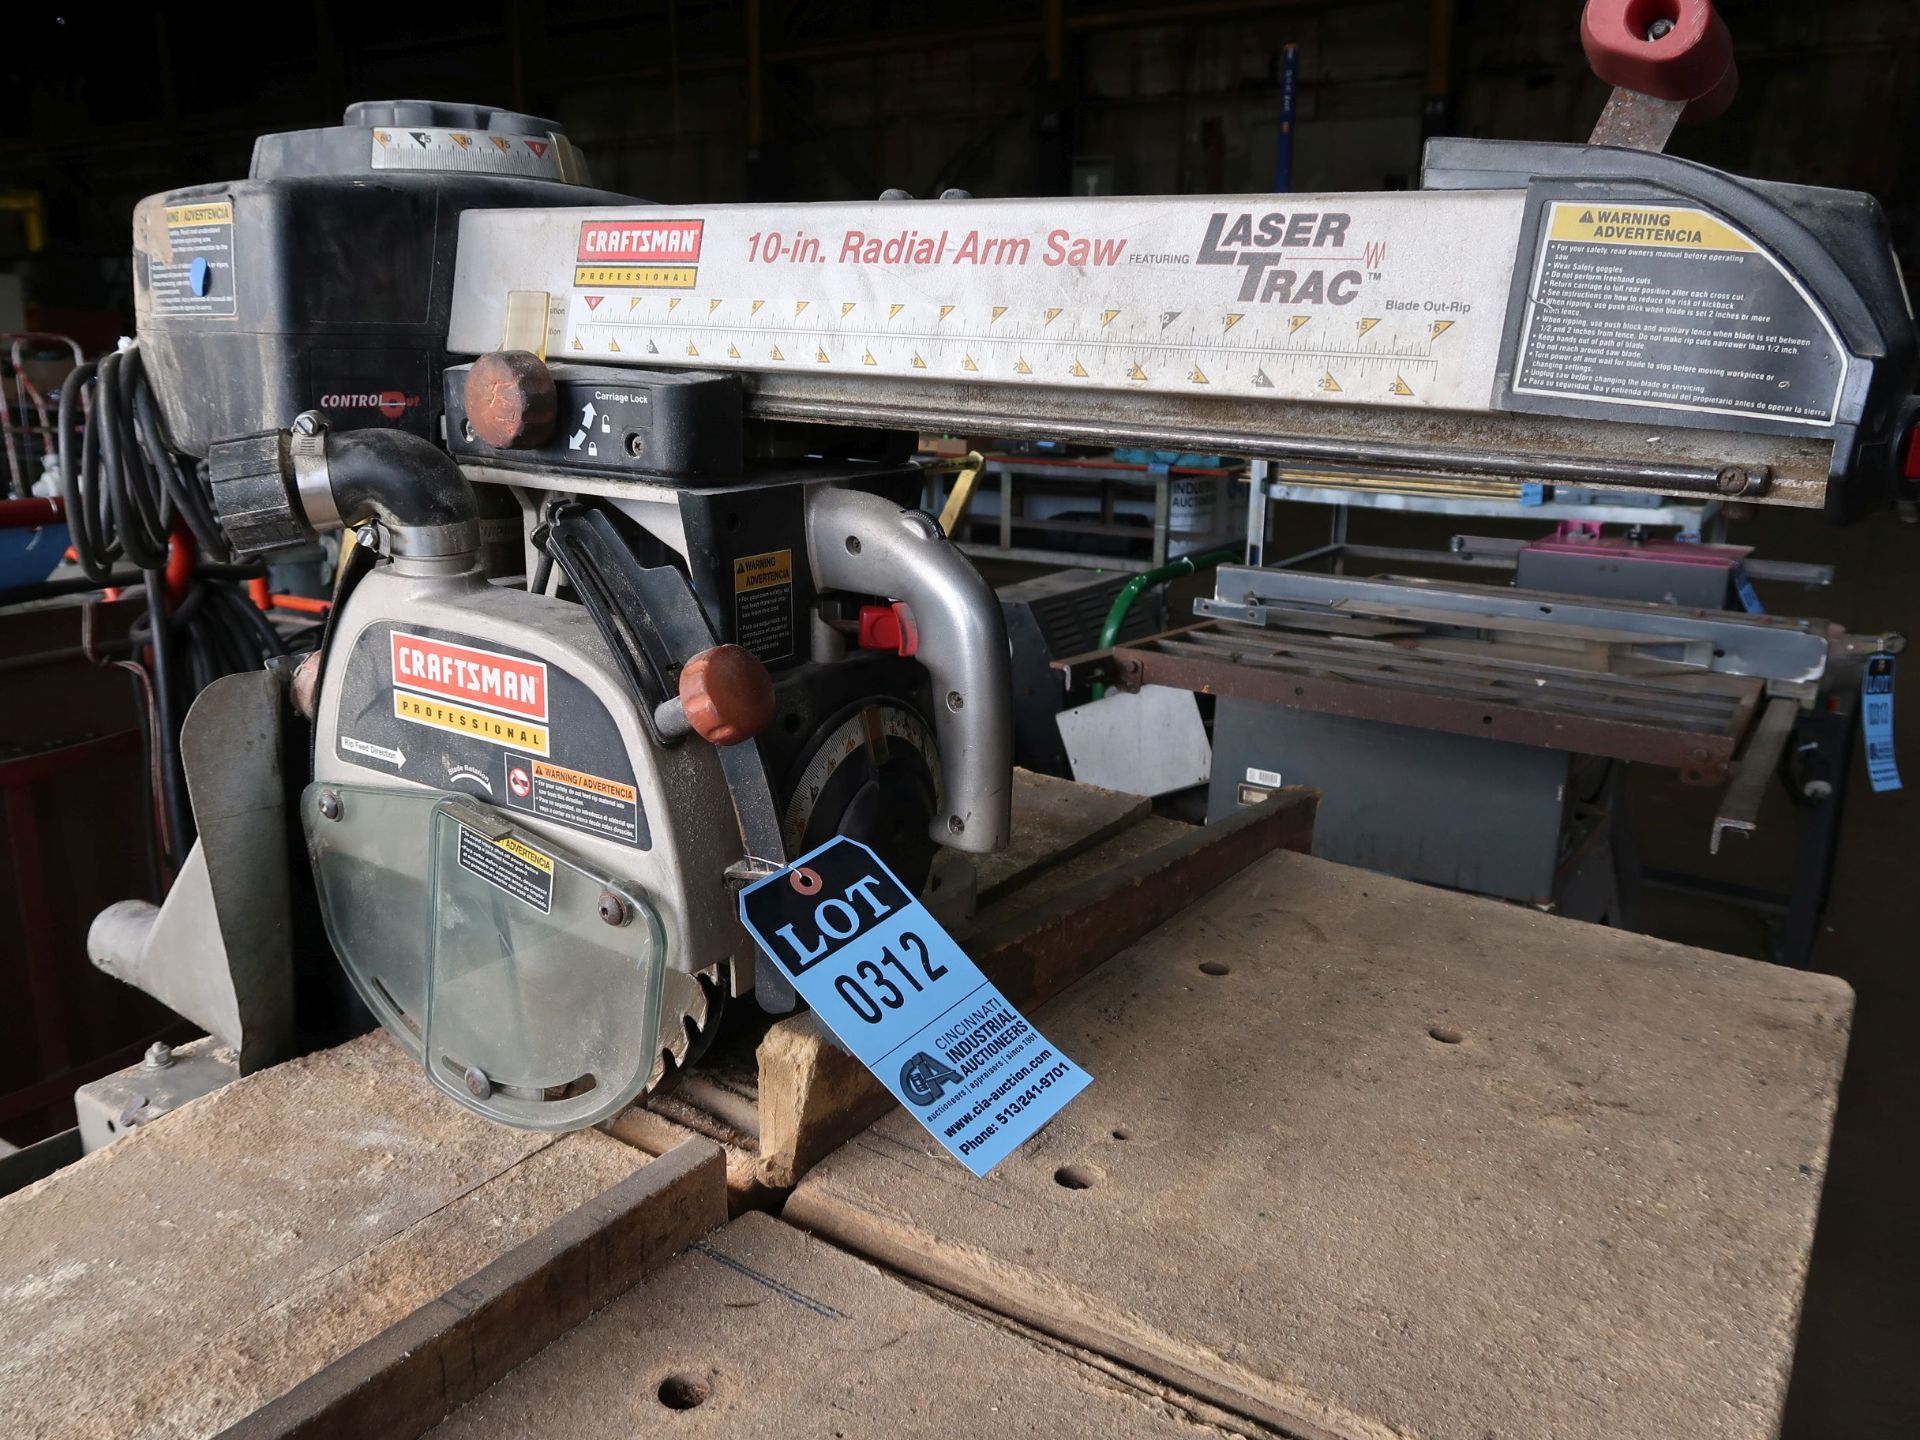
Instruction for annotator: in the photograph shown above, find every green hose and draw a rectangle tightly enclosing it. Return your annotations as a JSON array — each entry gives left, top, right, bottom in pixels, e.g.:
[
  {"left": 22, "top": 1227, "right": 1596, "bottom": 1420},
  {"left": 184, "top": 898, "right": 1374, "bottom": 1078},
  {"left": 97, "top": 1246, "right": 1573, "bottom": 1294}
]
[{"left": 1090, "top": 545, "right": 1239, "bottom": 699}]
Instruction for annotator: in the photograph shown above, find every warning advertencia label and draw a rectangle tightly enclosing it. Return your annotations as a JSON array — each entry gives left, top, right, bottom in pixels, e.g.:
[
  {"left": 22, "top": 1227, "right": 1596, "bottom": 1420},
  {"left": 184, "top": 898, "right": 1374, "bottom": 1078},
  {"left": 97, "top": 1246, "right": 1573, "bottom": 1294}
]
[
  {"left": 732, "top": 549, "right": 795, "bottom": 662},
  {"left": 149, "top": 200, "right": 237, "bottom": 318},
  {"left": 1513, "top": 201, "right": 1845, "bottom": 425},
  {"left": 504, "top": 756, "right": 642, "bottom": 845},
  {"left": 456, "top": 825, "right": 555, "bottom": 913}
]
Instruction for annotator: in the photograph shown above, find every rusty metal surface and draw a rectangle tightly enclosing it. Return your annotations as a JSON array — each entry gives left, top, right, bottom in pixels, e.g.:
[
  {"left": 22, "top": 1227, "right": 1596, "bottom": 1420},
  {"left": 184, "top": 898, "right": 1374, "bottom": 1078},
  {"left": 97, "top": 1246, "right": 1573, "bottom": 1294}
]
[
  {"left": 1094, "top": 621, "right": 1762, "bottom": 783},
  {"left": 740, "top": 373, "right": 1835, "bottom": 507},
  {"left": 1589, "top": 86, "right": 1687, "bottom": 151}
]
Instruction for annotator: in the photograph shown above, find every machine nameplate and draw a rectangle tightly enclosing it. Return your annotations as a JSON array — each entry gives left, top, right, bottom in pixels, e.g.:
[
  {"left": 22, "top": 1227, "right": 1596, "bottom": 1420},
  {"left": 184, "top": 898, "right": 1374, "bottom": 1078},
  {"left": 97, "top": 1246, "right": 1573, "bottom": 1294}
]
[{"left": 450, "top": 193, "right": 1527, "bottom": 410}]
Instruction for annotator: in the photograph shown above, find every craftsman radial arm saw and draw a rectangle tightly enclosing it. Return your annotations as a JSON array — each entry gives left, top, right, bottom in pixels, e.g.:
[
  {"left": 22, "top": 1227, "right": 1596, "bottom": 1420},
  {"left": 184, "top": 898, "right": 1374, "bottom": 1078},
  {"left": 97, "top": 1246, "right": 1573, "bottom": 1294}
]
[{"left": 90, "top": 0, "right": 1916, "bottom": 1130}]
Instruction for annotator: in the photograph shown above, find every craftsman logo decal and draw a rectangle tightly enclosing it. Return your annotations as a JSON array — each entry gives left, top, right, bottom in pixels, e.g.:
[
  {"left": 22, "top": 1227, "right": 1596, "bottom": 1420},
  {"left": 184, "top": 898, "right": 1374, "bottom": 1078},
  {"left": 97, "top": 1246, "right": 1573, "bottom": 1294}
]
[
  {"left": 739, "top": 836, "right": 1091, "bottom": 1176},
  {"left": 576, "top": 220, "right": 704, "bottom": 290},
  {"left": 391, "top": 632, "right": 548, "bottom": 722},
  {"left": 578, "top": 220, "right": 706, "bottom": 263}
]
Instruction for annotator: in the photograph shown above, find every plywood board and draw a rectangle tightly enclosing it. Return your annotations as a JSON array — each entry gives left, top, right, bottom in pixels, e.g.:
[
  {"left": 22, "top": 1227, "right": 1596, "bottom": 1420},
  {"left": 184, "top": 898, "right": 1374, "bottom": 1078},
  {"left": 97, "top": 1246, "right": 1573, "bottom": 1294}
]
[
  {"left": 429, "top": 1213, "right": 1262, "bottom": 1439},
  {"left": 0, "top": 1033, "right": 652, "bottom": 1440},
  {"left": 788, "top": 850, "right": 1851, "bottom": 1440}
]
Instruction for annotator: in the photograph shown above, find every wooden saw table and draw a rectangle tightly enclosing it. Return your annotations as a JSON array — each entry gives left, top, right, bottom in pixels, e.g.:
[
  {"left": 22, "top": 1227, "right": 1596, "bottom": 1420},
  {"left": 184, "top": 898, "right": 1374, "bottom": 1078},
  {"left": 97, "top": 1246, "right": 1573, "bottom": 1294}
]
[{"left": 0, "top": 773, "right": 1849, "bottom": 1440}]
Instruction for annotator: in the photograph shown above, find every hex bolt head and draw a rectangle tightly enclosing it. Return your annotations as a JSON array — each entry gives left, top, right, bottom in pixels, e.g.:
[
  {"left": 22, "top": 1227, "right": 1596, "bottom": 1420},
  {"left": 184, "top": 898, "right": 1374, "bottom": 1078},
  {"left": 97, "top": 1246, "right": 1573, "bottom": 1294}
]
[
  {"left": 1803, "top": 779, "right": 1834, "bottom": 801},
  {"left": 142, "top": 1042, "right": 175, "bottom": 1071},
  {"left": 463, "top": 1065, "right": 493, "bottom": 1100},
  {"left": 317, "top": 789, "right": 343, "bottom": 822},
  {"left": 598, "top": 890, "right": 629, "bottom": 927}
]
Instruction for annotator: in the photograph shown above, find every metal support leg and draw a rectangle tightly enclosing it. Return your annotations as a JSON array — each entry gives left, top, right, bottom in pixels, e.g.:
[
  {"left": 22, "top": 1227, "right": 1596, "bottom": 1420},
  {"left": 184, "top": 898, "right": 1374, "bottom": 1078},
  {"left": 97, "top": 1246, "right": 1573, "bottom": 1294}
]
[{"left": 1778, "top": 703, "right": 1855, "bottom": 968}]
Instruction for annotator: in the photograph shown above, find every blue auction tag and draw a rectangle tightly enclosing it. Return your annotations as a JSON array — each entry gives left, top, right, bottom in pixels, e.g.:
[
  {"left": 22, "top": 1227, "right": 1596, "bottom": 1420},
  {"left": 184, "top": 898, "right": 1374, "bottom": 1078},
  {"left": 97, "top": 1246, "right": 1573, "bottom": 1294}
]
[
  {"left": 739, "top": 836, "right": 1091, "bottom": 1176},
  {"left": 1863, "top": 652, "right": 1902, "bottom": 793}
]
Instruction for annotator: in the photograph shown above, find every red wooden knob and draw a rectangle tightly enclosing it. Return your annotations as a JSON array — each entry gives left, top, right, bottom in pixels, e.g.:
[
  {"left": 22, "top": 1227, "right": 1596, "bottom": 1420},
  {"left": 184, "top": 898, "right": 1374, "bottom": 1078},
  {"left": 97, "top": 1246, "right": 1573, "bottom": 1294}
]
[
  {"left": 1581, "top": 0, "right": 1738, "bottom": 120},
  {"left": 679, "top": 645, "right": 775, "bottom": 746},
  {"left": 463, "top": 350, "right": 558, "bottom": 450}
]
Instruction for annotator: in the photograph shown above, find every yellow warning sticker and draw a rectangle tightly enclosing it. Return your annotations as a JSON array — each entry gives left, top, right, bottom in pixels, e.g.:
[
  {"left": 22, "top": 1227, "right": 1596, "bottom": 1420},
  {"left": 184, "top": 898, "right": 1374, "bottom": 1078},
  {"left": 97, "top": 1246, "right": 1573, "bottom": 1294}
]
[
  {"left": 165, "top": 202, "right": 232, "bottom": 228},
  {"left": 1546, "top": 203, "right": 1755, "bottom": 254},
  {"left": 573, "top": 264, "right": 698, "bottom": 288},
  {"left": 494, "top": 834, "right": 555, "bottom": 874},
  {"left": 733, "top": 549, "right": 793, "bottom": 594},
  {"left": 533, "top": 759, "right": 638, "bottom": 805},
  {"left": 393, "top": 692, "right": 550, "bottom": 755}
]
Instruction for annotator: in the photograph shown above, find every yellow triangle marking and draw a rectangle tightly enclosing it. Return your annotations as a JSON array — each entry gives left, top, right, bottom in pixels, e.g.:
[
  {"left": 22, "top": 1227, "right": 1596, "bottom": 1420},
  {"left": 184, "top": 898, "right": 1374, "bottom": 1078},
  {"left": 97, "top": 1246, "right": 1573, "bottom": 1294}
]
[
  {"left": 1319, "top": 371, "right": 1342, "bottom": 393},
  {"left": 709, "top": 298, "right": 724, "bottom": 313},
  {"left": 751, "top": 300, "right": 765, "bottom": 315},
  {"left": 1128, "top": 362, "right": 1147, "bottom": 381},
  {"left": 795, "top": 300, "right": 809, "bottom": 316},
  {"left": 1069, "top": 359, "right": 1088, "bottom": 378},
  {"left": 1102, "top": 309, "right": 1121, "bottom": 327},
  {"left": 1357, "top": 317, "right": 1380, "bottom": 338},
  {"left": 888, "top": 303, "right": 905, "bottom": 320},
  {"left": 770, "top": 344, "right": 784, "bottom": 361},
  {"left": 1223, "top": 313, "right": 1243, "bottom": 332},
  {"left": 628, "top": 297, "right": 642, "bottom": 313},
  {"left": 842, "top": 302, "right": 856, "bottom": 317},
  {"left": 911, "top": 352, "right": 927, "bottom": 370},
  {"left": 570, "top": 336, "right": 583, "bottom": 351},
  {"left": 862, "top": 349, "right": 877, "bottom": 366},
  {"left": 667, "top": 297, "right": 681, "bottom": 312},
  {"left": 608, "top": 338, "right": 621, "bottom": 353},
  {"left": 961, "top": 354, "right": 978, "bottom": 372},
  {"left": 1430, "top": 319, "right": 1454, "bottom": 339},
  {"left": 1045, "top": 308, "right": 1063, "bottom": 326},
  {"left": 1014, "top": 357, "right": 1032, "bottom": 375},
  {"left": 816, "top": 346, "right": 830, "bottom": 363},
  {"left": 727, "top": 343, "right": 740, "bottom": 358},
  {"left": 991, "top": 306, "right": 1008, "bottom": 323},
  {"left": 939, "top": 305, "right": 955, "bottom": 321},
  {"left": 1390, "top": 374, "right": 1414, "bottom": 396},
  {"left": 686, "top": 341, "right": 699, "bottom": 356},
  {"left": 1190, "top": 366, "right": 1209, "bottom": 385},
  {"left": 1289, "top": 315, "right": 1310, "bottom": 335}
]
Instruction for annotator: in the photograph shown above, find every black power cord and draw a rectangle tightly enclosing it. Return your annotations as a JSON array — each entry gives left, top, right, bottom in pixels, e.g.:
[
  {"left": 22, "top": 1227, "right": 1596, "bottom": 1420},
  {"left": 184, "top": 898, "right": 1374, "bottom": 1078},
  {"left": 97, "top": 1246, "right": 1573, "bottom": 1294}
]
[{"left": 46, "top": 344, "right": 295, "bottom": 864}]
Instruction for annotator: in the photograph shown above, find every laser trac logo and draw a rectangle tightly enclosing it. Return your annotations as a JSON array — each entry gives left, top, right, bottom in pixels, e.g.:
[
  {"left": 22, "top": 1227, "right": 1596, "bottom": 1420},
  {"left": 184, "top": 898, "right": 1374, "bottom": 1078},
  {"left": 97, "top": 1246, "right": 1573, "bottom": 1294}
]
[{"left": 1195, "top": 209, "right": 1369, "bottom": 305}]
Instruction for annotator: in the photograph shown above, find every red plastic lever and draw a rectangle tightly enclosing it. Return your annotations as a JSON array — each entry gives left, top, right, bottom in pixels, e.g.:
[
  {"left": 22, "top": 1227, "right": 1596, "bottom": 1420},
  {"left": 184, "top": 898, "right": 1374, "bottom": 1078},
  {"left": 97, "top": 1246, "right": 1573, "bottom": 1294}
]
[
  {"left": 1581, "top": 0, "right": 1738, "bottom": 120},
  {"left": 856, "top": 602, "right": 919, "bottom": 657}
]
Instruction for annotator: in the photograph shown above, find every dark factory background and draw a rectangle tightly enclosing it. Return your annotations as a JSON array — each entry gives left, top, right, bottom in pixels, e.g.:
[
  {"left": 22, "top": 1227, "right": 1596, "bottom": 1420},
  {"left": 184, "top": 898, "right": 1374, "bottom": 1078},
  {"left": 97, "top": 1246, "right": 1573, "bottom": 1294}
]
[
  {"left": 2, "top": 1, "right": 1917, "bottom": 335},
  {"left": 1, "top": 3, "right": 1917, "bottom": 1437}
]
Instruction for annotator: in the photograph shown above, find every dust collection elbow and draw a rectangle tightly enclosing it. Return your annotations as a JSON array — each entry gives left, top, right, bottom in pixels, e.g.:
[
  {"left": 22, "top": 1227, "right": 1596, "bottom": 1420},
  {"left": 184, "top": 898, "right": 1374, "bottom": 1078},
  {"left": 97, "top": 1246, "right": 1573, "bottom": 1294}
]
[{"left": 206, "top": 414, "right": 481, "bottom": 562}]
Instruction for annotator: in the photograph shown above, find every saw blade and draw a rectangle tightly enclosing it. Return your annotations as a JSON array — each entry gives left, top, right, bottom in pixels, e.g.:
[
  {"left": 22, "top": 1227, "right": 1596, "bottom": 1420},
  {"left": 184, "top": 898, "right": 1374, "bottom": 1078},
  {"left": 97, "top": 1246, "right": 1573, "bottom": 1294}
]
[{"left": 644, "top": 962, "right": 727, "bottom": 1095}]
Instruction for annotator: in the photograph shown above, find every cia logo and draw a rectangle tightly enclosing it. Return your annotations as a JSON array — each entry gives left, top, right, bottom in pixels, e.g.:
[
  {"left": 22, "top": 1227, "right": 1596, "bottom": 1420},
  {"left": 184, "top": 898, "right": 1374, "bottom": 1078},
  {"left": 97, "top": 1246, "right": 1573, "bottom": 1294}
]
[
  {"left": 508, "top": 764, "right": 532, "bottom": 799},
  {"left": 898, "top": 1051, "right": 964, "bottom": 1108}
]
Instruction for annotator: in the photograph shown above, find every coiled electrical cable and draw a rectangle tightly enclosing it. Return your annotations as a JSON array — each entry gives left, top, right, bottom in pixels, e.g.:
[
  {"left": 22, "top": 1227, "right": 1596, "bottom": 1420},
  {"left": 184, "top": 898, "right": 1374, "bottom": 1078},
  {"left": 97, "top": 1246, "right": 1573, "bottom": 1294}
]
[{"left": 47, "top": 343, "right": 298, "bottom": 862}]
